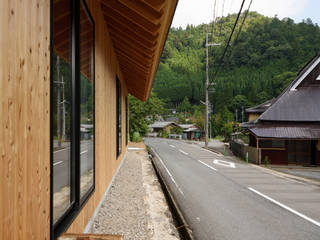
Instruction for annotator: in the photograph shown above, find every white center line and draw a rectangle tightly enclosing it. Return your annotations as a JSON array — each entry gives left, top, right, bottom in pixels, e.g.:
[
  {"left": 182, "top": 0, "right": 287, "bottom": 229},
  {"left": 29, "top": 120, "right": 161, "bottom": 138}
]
[
  {"left": 169, "top": 145, "right": 176, "bottom": 148},
  {"left": 53, "top": 161, "right": 63, "bottom": 166},
  {"left": 80, "top": 150, "right": 88, "bottom": 155},
  {"left": 179, "top": 149, "right": 189, "bottom": 155},
  {"left": 248, "top": 187, "right": 320, "bottom": 227},
  {"left": 198, "top": 160, "right": 217, "bottom": 171},
  {"left": 53, "top": 147, "right": 70, "bottom": 154},
  {"left": 151, "top": 147, "right": 184, "bottom": 196}
]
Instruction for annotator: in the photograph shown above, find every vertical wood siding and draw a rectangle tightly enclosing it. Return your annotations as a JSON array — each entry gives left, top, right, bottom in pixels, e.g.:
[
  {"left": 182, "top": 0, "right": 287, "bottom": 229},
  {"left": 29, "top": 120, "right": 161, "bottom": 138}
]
[{"left": 0, "top": 0, "right": 50, "bottom": 239}]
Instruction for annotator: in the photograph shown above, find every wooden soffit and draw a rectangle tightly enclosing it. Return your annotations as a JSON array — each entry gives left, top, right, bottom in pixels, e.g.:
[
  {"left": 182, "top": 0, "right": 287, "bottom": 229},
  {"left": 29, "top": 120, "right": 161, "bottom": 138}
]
[{"left": 100, "top": 0, "right": 178, "bottom": 101}]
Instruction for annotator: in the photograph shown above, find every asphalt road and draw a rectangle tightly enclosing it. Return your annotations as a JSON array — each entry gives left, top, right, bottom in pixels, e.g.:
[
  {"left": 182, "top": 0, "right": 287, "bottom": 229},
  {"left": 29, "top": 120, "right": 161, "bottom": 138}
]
[
  {"left": 53, "top": 140, "right": 93, "bottom": 192},
  {"left": 145, "top": 138, "right": 320, "bottom": 240}
]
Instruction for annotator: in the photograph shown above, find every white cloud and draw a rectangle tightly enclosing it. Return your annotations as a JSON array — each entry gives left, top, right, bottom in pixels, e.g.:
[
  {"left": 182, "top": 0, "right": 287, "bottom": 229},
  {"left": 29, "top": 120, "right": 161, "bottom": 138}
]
[
  {"left": 171, "top": 0, "right": 309, "bottom": 28},
  {"left": 248, "top": 0, "right": 308, "bottom": 19}
]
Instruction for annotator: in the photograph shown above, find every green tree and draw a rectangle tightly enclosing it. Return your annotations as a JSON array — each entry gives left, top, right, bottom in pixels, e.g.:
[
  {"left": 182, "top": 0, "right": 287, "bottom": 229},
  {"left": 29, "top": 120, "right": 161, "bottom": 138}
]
[{"left": 129, "top": 91, "right": 166, "bottom": 139}]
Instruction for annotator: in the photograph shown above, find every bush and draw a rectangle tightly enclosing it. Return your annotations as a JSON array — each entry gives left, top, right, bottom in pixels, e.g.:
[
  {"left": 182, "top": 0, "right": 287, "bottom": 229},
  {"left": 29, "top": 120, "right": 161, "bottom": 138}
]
[
  {"left": 132, "top": 132, "right": 142, "bottom": 142},
  {"left": 161, "top": 130, "right": 169, "bottom": 138}
]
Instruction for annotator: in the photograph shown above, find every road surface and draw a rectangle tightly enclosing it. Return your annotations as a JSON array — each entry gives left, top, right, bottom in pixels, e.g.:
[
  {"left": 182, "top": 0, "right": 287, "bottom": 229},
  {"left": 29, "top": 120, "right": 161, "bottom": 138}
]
[
  {"left": 53, "top": 140, "right": 93, "bottom": 192},
  {"left": 145, "top": 138, "right": 320, "bottom": 240}
]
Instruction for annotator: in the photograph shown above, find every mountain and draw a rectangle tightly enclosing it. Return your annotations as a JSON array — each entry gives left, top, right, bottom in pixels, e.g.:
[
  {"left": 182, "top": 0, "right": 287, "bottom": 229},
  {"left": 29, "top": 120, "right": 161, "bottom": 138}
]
[{"left": 153, "top": 11, "right": 320, "bottom": 118}]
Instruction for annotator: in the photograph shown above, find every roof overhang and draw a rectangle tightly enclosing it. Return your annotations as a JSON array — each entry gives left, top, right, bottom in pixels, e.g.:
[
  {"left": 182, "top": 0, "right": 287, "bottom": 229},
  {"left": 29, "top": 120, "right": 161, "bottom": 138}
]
[
  {"left": 101, "top": 0, "right": 178, "bottom": 101},
  {"left": 248, "top": 123, "right": 320, "bottom": 139}
]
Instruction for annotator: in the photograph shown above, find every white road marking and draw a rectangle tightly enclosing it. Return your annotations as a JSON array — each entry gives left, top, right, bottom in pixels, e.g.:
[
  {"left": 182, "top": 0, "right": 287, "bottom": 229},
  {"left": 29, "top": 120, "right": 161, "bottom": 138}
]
[
  {"left": 128, "top": 147, "right": 144, "bottom": 151},
  {"left": 53, "top": 161, "right": 63, "bottom": 166},
  {"left": 80, "top": 150, "right": 88, "bottom": 155},
  {"left": 198, "top": 160, "right": 217, "bottom": 171},
  {"left": 213, "top": 159, "right": 235, "bottom": 168},
  {"left": 169, "top": 145, "right": 176, "bottom": 148},
  {"left": 53, "top": 147, "right": 70, "bottom": 154},
  {"left": 201, "top": 147, "right": 223, "bottom": 156},
  {"left": 179, "top": 149, "right": 189, "bottom": 155},
  {"left": 151, "top": 148, "right": 184, "bottom": 196},
  {"left": 248, "top": 187, "right": 320, "bottom": 227}
]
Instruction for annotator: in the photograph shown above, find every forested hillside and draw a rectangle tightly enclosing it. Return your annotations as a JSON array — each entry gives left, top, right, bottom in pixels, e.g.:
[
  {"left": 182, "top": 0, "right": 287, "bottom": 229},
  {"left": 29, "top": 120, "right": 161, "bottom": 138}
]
[{"left": 153, "top": 11, "right": 320, "bottom": 135}]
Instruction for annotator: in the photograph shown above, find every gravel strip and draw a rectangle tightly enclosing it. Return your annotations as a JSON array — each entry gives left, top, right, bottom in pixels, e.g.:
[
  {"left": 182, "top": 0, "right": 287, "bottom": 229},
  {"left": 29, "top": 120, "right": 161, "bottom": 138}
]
[{"left": 90, "top": 147, "right": 180, "bottom": 240}]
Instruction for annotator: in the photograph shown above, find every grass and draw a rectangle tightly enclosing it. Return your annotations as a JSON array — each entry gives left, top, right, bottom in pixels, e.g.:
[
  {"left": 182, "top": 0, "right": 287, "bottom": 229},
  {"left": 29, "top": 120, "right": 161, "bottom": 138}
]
[{"left": 211, "top": 136, "right": 224, "bottom": 141}]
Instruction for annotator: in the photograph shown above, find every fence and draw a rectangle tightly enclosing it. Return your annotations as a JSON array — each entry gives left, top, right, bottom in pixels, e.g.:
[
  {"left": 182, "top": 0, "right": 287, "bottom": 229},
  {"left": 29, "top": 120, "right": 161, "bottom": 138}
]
[{"left": 230, "top": 140, "right": 260, "bottom": 164}]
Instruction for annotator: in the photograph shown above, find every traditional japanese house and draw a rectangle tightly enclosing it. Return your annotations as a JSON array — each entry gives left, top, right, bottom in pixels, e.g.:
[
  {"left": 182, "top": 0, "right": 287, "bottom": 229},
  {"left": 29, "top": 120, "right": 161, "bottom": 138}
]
[
  {"left": 247, "top": 53, "right": 320, "bottom": 165},
  {"left": 0, "top": 0, "right": 178, "bottom": 239}
]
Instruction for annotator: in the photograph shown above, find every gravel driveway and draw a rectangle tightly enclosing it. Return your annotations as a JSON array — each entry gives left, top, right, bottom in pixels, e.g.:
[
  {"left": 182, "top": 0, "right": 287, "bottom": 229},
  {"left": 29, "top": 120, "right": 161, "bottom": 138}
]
[{"left": 90, "top": 144, "right": 180, "bottom": 240}]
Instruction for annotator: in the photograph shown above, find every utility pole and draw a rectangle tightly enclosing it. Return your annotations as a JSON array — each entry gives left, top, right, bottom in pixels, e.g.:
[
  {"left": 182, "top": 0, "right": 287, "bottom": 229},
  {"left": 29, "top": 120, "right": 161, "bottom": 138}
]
[
  {"left": 56, "top": 56, "right": 61, "bottom": 147},
  {"left": 205, "top": 33, "right": 220, "bottom": 148},
  {"left": 236, "top": 109, "right": 238, "bottom": 123},
  {"left": 62, "top": 76, "right": 66, "bottom": 140},
  {"left": 242, "top": 106, "right": 244, "bottom": 123}
]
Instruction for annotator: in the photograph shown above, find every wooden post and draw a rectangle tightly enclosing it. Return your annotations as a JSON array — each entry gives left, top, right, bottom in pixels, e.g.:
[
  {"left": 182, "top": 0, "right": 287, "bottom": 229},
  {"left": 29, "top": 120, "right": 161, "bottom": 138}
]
[{"left": 256, "top": 138, "right": 260, "bottom": 164}]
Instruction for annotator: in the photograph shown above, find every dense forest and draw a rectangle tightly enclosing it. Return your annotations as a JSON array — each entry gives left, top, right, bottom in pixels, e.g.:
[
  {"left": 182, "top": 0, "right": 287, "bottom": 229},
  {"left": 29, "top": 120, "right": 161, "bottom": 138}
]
[{"left": 150, "top": 11, "right": 320, "bottom": 137}]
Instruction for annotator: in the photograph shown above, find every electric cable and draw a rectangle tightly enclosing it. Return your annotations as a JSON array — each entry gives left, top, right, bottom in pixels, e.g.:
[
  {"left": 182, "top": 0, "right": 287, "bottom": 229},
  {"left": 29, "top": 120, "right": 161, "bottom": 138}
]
[{"left": 211, "top": 0, "right": 246, "bottom": 82}]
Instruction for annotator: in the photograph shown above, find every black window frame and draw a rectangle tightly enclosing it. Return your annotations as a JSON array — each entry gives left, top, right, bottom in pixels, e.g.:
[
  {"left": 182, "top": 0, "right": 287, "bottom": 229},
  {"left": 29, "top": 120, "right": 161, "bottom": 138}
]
[
  {"left": 125, "top": 96, "right": 128, "bottom": 146},
  {"left": 50, "top": 0, "right": 95, "bottom": 239},
  {"left": 116, "top": 76, "right": 122, "bottom": 158}
]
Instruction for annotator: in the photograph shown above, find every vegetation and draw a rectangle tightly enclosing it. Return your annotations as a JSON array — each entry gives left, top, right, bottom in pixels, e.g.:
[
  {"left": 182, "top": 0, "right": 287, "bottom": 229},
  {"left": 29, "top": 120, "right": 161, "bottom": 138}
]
[
  {"left": 129, "top": 91, "right": 166, "bottom": 139},
  {"left": 153, "top": 12, "right": 320, "bottom": 138}
]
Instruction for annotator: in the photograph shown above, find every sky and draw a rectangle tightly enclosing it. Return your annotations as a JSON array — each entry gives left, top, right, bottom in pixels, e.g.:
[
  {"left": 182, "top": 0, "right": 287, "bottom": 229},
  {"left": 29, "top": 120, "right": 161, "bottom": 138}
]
[{"left": 171, "top": 0, "right": 320, "bottom": 29}]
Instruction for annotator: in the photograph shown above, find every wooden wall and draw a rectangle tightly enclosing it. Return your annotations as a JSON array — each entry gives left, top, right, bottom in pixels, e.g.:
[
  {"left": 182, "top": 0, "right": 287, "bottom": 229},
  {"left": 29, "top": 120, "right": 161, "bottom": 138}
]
[
  {"left": 0, "top": 0, "right": 128, "bottom": 238},
  {"left": 66, "top": 0, "right": 128, "bottom": 233},
  {"left": 0, "top": 0, "right": 51, "bottom": 239},
  {"left": 261, "top": 149, "right": 288, "bottom": 165}
]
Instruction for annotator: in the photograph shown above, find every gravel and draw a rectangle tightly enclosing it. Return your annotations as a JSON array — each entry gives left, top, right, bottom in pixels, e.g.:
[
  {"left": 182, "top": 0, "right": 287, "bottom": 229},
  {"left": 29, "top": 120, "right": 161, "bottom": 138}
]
[{"left": 90, "top": 146, "right": 180, "bottom": 240}]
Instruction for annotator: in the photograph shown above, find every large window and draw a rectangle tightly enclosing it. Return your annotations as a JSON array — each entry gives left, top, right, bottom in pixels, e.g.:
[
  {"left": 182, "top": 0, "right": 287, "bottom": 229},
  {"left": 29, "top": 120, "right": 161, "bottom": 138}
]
[
  {"left": 51, "top": 0, "right": 94, "bottom": 237},
  {"left": 79, "top": 0, "right": 95, "bottom": 200},
  {"left": 52, "top": 0, "right": 72, "bottom": 226},
  {"left": 116, "top": 77, "right": 122, "bottom": 158}
]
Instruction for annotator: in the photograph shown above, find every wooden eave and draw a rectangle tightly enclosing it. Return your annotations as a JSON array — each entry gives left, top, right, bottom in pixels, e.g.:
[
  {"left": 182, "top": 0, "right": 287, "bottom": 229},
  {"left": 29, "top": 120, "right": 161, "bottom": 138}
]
[{"left": 100, "top": 0, "right": 178, "bottom": 101}]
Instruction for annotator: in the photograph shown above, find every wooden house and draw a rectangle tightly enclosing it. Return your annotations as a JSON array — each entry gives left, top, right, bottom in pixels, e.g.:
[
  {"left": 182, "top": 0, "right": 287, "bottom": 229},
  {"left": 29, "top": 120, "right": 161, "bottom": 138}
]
[
  {"left": 148, "top": 121, "right": 181, "bottom": 136},
  {"left": 0, "top": 0, "right": 178, "bottom": 239},
  {"left": 246, "top": 54, "right": 320, "bottom": 165},
  {"left": 179, "top": 124, "right": 204, "bottom": 140}
]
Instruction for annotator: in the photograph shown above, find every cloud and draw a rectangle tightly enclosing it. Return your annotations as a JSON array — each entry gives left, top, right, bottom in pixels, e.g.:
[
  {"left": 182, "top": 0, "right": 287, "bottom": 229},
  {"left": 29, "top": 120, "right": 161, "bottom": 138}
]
[
  {"left": 171, "top": 0, "right": 310, "bottom": 28},
  {"left": 245, "top": 0, "right": 308, "bottom": 19}
]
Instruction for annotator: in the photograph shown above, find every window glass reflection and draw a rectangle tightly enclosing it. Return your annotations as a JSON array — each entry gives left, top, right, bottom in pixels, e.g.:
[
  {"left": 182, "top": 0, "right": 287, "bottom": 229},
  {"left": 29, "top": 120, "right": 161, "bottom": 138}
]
[
  {"left": 53, "top": 0, "right": 72, "bottom": 224},
  {"left": 79, "top": 1, "right": 94, "bottom": 199}
]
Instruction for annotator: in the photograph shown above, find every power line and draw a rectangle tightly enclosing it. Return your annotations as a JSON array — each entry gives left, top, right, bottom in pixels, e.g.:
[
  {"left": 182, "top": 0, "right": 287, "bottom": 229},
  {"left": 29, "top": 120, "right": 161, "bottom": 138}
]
[
  {"left": 233, "top": 0, "right": 253, "bottom": 45},
  {"left": 224, "top": 0, "right": 254, "bottom": 65},
  {"left": 211, "top": 0, "right": 246, "bottom": 82},
  {"left": 218, "top": 0, "right": 226, "bottom": 37},
  {"left": 212, "top": 0, "right": 218, "bottom": 35}
]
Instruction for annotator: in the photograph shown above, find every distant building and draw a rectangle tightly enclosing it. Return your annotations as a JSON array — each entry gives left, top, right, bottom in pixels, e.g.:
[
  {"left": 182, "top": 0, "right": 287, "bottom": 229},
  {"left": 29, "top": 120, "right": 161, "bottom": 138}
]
[
  {"left": 148, "top": 121, "right": 182, "bottom": 137},
  {"left": 179, "top": 124, "right": 204, "bottom": 140},
  {"left": 244, "top": 54, "right": 320, "bottom": 165}
]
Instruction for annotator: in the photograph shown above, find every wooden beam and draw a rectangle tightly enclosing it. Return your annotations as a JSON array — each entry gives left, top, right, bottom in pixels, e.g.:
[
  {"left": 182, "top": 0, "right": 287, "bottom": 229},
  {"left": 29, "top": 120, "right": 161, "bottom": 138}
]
[
  {"left": 113, "top": 46, "right": 153, "bottom": 66},
  {"left": 119, "top": 65, "right": 148, "bottom": 79},
  {"left": 101, "top": 5, "right": 159, "bottom": 40},
  {"left": 101, "top": 0, "right": 161, "bottom": 33},
  {"left": 119, "top": 0, "right": 163, "bottom": 22},
  {"left": 111, "top": 35, "right": 154, "bottom": 60},
  {"left": 108, "top": 29, "right": 155, "bottom": 53},
  {"left": 115, "top": 49, "right": 152, "bottom": 69},
  {"left": 54, "top": 0, "right": 70, "bottom": 22},
  {"left": 106, "top": 21, "right": 157, "bottom": 49},
  {"left": 117, "top": 56, "right": 150, "bottom": 73},
  {"left": 142, "top": 0, "right": 165, "bottom": 11}
]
